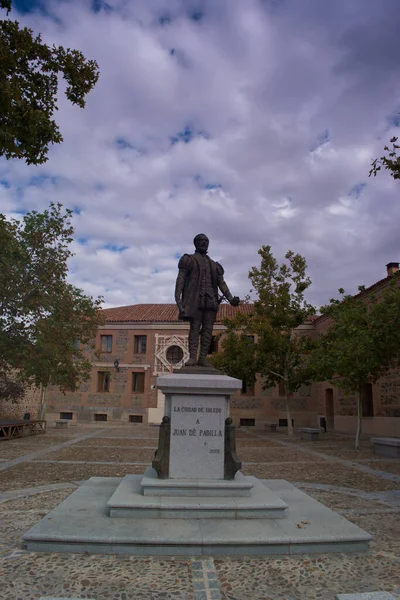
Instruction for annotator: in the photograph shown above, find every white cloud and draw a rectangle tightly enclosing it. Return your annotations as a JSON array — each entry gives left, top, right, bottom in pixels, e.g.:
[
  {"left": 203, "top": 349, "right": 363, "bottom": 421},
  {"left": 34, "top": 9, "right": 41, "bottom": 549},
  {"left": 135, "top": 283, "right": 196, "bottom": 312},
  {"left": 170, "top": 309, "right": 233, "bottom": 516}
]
[{"left": 1, "top": 0, "right": 400, "bottom": 310}]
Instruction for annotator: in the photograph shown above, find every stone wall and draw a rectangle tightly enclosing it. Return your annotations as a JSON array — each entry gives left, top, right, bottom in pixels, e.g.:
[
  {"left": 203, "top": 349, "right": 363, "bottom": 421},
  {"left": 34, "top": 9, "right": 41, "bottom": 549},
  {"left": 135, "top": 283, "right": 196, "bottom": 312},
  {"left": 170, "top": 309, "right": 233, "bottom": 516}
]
[
  {"left": 377, "top": 373, "right": 400, "bottom": 417},
  {"left": 338, "top": 396, "right": 357, "bottom": 416},
  {"left": 0, "top": 384, "right": 42, "bottom": 420}
]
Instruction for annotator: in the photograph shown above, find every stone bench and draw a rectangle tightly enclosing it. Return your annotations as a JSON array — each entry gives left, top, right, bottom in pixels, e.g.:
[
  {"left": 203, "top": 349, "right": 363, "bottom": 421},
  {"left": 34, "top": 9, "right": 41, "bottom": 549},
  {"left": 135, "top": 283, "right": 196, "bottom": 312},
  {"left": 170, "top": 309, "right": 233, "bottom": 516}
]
[
  {"left": 264, "top": 423, "right": 277, "bottom": 433},
  {"left": 55, "top": 420, "right": 69, "bottom": 429},
  {"left": 300, "top": 427, "right": 321, "bottom": 441},
  {"left": 371, "top": 437, "right": 400, "bottom": 458}
]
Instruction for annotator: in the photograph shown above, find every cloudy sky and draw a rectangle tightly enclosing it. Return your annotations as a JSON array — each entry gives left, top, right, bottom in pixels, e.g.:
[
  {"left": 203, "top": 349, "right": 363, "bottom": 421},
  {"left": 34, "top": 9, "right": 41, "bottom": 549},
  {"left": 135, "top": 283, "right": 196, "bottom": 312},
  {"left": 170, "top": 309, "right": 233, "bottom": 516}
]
[{"left": 1, "top": 0, "right": 400, "bottom": 309}]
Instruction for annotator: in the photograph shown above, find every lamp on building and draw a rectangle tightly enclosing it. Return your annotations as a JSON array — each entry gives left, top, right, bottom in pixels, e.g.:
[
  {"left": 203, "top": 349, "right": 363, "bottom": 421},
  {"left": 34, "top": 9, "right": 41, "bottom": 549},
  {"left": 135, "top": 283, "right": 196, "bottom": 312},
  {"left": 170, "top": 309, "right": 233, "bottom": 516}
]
[{"left": 114, "top": 358, "right": 120, "bottom": 372}]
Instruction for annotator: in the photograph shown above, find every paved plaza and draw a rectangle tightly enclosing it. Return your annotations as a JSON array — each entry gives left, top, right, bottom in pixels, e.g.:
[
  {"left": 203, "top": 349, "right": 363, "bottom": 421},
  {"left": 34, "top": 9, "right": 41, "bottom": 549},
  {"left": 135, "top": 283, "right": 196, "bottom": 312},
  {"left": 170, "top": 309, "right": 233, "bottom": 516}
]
[{"left": 0, "top": 424, "right": 399, "bottom": 600}]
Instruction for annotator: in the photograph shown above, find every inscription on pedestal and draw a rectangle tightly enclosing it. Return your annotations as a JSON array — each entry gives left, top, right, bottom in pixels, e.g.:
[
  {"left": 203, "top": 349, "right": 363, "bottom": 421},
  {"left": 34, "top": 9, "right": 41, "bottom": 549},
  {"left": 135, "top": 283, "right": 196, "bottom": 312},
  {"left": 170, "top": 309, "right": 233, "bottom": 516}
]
[{"left": 169, "top": 395, "right": 227, "bottom": 479}]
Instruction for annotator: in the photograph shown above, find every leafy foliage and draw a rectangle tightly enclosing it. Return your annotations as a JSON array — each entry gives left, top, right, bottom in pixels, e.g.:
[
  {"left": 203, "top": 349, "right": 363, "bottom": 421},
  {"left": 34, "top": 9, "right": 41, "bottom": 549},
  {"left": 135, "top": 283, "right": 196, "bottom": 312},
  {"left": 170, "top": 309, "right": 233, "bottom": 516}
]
[
  {"left": 0, "top": 0, "right": 99, "bottom": 164},
  {"left": 370, "top": 136, "right": 400, "bottom": 180},
  {"left": 212, "top": 246, "right": 315, "bottom": 435},
  {"left": 0, "top": 203, "right": 104, "bottom": 401},
  {"left": 311, "top": 283, "right": 400, "bottom": 447}
]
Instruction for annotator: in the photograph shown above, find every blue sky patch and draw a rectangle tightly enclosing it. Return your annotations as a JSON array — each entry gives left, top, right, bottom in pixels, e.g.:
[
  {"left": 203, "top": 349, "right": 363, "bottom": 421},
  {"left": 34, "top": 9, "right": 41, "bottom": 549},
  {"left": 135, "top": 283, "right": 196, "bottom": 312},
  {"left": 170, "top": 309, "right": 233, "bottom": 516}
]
[
  {"left": 387, "top": 112, "right": 400, "bottom": 128},
  {"left": 0, "top": 178, "right": 10, "bottom": 188},
  {"left": 91, "top": 0, "right": 113, "bottom": 13},
  {"left": 159, "top": 15, "right": 171, "bottom": 25},
  {"left": 77, "top": 238, "right": 87, "bottom": 245},
  {"left": 103, "top": 243, "right": 129, "bottom": 253},
  {"left": 12, "top": 0, "right": 43, "bottom": 14},
  {"left": 349, "top": 183, "right": 367, "bottom": 199},
  {"left": 189, "top": 8, "right": 204, "bottom": 22},
  {"left": 204, "top": 182, "right": 222, "bottom": 190},
  {"left": 116, "top": 137, "right": 134, "bottom": 149},
  {"left": 170, "top": 126, "right": 193, "bottom": 145},
  {"left": 310, "top": 129, "right": 330, "bottom": 152},
  {"left": 193, "top": 174, "right": 221, "bottom": 190},
  {"left": 28, "top": 174, "right": 59, "bottom": 186}
]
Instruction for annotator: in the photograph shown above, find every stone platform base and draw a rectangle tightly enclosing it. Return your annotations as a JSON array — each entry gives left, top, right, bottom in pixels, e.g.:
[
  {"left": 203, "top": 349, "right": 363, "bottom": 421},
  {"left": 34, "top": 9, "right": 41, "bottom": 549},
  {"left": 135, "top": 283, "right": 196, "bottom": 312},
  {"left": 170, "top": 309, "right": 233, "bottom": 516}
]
[
  {"left": 23, "top": 477, "right": 371, "bottom": 556},
  {"left": 108, "top": 470, "right": 287, "bottom": 519}
]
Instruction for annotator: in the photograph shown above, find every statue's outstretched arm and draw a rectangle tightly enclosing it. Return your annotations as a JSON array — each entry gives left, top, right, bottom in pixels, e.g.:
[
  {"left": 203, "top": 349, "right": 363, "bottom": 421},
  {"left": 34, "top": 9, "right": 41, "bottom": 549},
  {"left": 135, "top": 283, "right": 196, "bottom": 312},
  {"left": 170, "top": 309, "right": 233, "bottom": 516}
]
[{"left": 216, "top": 263, "right": 240, "bottom": 306}]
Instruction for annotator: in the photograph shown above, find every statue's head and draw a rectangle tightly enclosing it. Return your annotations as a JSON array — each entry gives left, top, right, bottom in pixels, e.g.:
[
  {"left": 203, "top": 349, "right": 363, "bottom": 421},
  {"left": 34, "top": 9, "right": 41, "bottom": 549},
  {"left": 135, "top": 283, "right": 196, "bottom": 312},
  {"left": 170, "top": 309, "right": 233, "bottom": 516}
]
[{"left": 193, "top": 233, "right": 209, "bottom": 254}]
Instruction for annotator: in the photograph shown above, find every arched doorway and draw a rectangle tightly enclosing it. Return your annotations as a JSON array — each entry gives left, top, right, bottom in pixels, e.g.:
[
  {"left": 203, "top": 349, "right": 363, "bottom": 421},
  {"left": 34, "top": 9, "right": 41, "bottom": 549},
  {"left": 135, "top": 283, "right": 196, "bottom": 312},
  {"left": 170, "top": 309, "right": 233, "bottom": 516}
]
[{"left": 325, "top": 388, "right": 334, "bottom": 431}]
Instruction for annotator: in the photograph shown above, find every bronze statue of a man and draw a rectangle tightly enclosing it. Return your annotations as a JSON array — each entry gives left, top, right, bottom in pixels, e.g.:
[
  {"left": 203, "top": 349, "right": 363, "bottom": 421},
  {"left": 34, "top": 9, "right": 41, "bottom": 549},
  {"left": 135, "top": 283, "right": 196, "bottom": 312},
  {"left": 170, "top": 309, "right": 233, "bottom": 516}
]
[{"left": 175, "top": 234, "right": 240, "bottom": 367}]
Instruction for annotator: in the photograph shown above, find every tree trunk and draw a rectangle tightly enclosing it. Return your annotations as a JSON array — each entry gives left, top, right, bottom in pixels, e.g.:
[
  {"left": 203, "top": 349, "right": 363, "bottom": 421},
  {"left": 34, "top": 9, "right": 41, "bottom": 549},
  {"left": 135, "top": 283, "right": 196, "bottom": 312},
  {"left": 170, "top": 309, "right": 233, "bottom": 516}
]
[
  {"left": 285, "top": 385, "right": 293, "bottom": 437},
  {"left": 355, "top": 389, "right": 362, "bottom": 450},
  {"left": 39, "top": 385, "right": 47, "bottom": 421}
]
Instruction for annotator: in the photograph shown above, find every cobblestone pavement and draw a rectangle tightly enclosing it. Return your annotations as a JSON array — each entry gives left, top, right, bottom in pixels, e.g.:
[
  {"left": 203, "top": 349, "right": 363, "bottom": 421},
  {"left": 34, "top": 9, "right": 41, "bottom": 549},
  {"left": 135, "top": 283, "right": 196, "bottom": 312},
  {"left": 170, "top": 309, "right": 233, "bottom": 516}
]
[{"left": 0, "top": 424, "right": 399, "bottom": 600}]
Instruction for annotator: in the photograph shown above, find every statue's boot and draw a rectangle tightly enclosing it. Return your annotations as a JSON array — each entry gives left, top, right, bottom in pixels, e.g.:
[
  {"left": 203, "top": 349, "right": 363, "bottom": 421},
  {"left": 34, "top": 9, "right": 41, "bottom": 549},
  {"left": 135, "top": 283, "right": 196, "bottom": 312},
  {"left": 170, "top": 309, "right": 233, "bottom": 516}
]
[
  {"left": 197, "top": 357, "right": 212, "bottom": 367},
  {"left": 185, "top": 357, "right": 197, "bottom": 366}
]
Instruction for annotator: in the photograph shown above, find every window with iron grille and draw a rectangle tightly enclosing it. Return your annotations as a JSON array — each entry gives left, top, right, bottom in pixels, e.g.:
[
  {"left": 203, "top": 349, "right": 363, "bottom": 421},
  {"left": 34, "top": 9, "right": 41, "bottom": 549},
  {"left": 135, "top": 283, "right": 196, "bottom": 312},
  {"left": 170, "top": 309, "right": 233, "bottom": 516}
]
[
  {"left": 94, "top": 413, "right": 107, "bottom": 422},
  {"left": 132, "top": 372, "right": 145, "bottom": 393},
  {"left": 240, "top": 418, "right": 255, "bottom": 426},
  {"left": 166, "top": 345, "right": 184, "bottom": 365},
  {"left": 134, "top": 335, "right": 147, "bottom": 354},
  {"left": 129, "top": 415, "right": 143, "bottom": 423},
  {"left": 60, "top": 412, "right": 73, "bottom": 420},
  {"left": 97, "top": 371, "right": 110, "bottom": 392},
  {"left": 101, "top": 335, "right": 112, "bottom": 352},
  {"left": 242, "top": 378, "right": 255, "bottom": 396}
]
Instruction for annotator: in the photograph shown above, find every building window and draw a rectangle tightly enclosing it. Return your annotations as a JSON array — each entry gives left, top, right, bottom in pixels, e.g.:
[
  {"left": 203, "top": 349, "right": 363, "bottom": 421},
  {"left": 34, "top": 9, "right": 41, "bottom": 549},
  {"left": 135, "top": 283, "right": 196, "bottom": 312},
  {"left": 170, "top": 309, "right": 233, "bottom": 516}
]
[
  {"left": 278, "top": 380, "right": 286, "bottom": 397},
  {"left": 132, "top": 372, "right": 145, "bottom": 393},
  {"left": 97, "top": 371, "right": 110, "bottom": 392},
  {"left": 129, "top": 415, "right": 143, "bottom": 423},
  {"left": 60, "top": 412, "right": 73, "bottom": 420},
  {"left": 360, "top": 383, "right": 374, "bottom": 417},
  {"left": 240, "top": 418, "right": 255, "bottom": 426},
  {"left": 278, "top": 418, "right": 294, "bottom": 427},
  {"left": 242, "top": 378, "right": 255, "bottom": 396},
  {"left": 166, "top": 345, "right": 184, "bottom": 366},
  {"left": 94, "top": 413, "right": 107, "bottom": 422},
  {"left": 101, "top": 335, "right": 112, "bottom": 353},
  {"left": 208, "top": 336, "right": 218, "bottom": 354},
  {"left": 134, "top": 335, "right": 147, "bottom": 354}
]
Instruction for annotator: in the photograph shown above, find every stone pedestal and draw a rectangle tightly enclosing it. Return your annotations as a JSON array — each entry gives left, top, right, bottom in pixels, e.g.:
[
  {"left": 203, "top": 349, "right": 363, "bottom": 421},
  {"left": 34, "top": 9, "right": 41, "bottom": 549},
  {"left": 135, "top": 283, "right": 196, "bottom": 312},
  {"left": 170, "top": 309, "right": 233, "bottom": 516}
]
[{"left": 157, "top": 373, "right": 240, "bottom": 480}]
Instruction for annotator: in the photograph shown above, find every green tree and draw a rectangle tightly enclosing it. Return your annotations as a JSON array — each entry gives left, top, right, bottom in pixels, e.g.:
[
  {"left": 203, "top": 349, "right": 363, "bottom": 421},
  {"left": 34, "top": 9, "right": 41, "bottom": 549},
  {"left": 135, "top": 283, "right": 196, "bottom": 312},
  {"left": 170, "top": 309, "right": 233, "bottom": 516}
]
[
  {"left": 212, "top": 246, "right": 315, "bottom": 436},
  {"left": 311, "top": 284, "right": 400, "bottom": 449},
  {"left": 370, "top": 136, "right": 400, "bottom": 181},
  {"left": 0, "top": 0, "right": 99, "bottom": 164},
  {"left": 0, "top": 203, "right": 104, "bottom": 409}
]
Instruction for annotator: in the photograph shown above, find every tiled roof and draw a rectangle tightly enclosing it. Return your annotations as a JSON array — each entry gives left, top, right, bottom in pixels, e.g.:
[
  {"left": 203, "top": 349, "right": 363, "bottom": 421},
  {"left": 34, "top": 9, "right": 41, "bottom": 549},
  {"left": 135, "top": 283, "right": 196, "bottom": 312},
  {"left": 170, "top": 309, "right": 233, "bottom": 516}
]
[
  {"left": 102, "top": 303, "right": 254, "bottom": 323},
  {"left": 314, "top": 270, "right": 400, "bottom": 325}
]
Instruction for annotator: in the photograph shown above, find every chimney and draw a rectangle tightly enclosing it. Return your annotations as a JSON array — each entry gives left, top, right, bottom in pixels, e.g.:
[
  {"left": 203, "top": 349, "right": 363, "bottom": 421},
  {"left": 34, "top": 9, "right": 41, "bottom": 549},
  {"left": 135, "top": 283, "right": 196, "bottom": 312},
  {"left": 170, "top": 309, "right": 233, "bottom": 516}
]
[{"left": 386, "top": 262, "right": 400, "bottom": 277}]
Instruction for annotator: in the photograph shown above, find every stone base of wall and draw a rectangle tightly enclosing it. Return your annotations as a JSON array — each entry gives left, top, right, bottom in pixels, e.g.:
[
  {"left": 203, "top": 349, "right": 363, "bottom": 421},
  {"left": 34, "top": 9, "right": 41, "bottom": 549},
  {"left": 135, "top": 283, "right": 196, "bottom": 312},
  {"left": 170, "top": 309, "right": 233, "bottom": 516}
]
[
  {"left": 45, "top": 406, "right": 149, "bottom": 425},
  {"left": 0, "top": 386, "right": 42, "bottom": 420},
  {"left": 334, "top": 416, "right": 400, "bottom": 438}
]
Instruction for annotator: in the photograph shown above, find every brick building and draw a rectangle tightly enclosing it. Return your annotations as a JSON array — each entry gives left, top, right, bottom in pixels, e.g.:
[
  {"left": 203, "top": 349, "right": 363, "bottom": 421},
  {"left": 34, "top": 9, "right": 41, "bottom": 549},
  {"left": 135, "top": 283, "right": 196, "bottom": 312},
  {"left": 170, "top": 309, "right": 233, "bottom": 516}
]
[
  {"left": 311, "top": 262, "right": 400, "bottom": 438},
  {"left": 19, "top": 263, "right": 400, "bottom": 437},
  {"left": 46, "top": 303, "right": 318, "bottom": 429}
]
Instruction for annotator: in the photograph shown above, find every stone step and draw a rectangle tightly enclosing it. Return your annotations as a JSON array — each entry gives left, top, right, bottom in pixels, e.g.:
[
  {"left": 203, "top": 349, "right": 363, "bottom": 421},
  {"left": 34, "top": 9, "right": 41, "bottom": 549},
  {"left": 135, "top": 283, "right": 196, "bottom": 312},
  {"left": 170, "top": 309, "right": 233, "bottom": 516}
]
[{"left": 107, "top": 473, "right": 288, "bottom": 519}]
